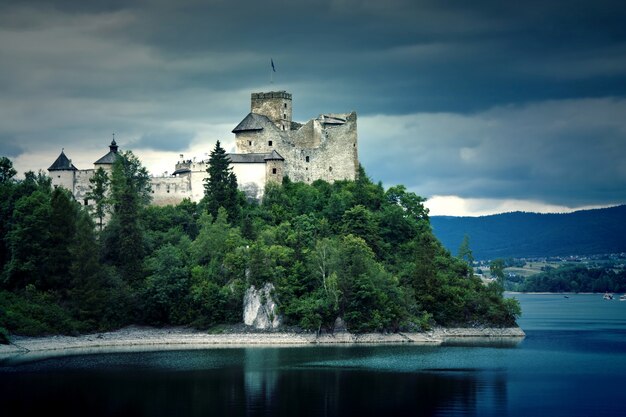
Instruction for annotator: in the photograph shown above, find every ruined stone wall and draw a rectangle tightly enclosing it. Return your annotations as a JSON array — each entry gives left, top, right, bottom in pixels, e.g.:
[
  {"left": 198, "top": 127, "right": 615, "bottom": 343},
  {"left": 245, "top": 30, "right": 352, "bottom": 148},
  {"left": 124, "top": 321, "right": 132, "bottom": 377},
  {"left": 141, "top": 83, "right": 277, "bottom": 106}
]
[{"left": 234, "top": 111, "right": 358, "bottom": 184}]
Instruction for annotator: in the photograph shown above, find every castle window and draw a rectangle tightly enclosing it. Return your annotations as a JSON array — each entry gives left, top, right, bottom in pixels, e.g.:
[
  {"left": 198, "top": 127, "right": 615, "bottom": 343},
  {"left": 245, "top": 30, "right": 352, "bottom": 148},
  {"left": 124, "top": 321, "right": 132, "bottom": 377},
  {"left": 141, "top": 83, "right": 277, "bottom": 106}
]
[
  {"left": 84, "top": 199, "right": 89, "bottom": 206},
  {"left": 248, "top": 141, "right": 252, "bottom": 146},
  {"left": 283, "top": 113, "right": 286, "bottom": 119},
  {"left": 268, "top": 141, "right": 273, "bottom": 146},
  {"left": 284, "top": 103, "right": 287, "bottom": 108},
  {"left": 305, "top": 156, "right": 310, "bottom": 162},
  {"left": 329, "top": 166, "right": 333, "bottom": 172},
  {"left": 272, "top": 168, "right": 277, "bottom": 174}
]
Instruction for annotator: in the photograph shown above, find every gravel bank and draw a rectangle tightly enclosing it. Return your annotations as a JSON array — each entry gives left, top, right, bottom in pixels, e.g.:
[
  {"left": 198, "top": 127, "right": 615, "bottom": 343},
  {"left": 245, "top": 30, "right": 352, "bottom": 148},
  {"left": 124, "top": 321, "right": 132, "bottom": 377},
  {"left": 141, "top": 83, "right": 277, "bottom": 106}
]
[{"left": 0, "top": 325, "right": 525, "bottom": 361}]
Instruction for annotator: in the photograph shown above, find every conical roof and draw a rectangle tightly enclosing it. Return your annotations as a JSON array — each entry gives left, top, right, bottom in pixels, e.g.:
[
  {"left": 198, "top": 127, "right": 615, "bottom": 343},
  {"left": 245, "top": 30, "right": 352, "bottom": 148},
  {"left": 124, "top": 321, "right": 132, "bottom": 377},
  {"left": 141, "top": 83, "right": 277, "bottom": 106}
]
[
  {"left": 94, "top": 139, "right": 121, "bottom": 165},
  {"left": 48, "top": 150, "right": 77, "bottom": 171}
]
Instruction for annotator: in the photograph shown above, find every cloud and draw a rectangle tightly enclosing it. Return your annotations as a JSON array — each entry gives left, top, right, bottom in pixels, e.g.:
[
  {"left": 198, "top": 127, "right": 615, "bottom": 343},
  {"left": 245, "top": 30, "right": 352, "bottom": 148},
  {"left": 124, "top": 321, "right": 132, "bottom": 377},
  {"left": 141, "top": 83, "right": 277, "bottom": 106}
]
[
  {"left": 1, "top": 0, "right": 626, "bottom": 213},
  {"left": 425, "top": 195, "right": 611, "bottom": 217},
  {"left": 360, "top": 98, "right": 626, "bottom": 207}
]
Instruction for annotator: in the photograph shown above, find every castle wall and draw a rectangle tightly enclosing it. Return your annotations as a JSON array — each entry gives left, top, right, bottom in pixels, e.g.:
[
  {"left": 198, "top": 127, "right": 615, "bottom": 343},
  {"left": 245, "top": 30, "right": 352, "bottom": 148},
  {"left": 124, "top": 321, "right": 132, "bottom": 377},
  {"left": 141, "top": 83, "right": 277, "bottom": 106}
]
[
  {"left": 232, "top": 162, "right": 266, "bottom": 200},
  {"left": 74, "top": 170, "right": 95, "bottom": 204},
  {"left": 150, "top": 176, "right": 191, "bottom": 206},
  {"left": 265, "top": 160, "right": 284, "bottom": 184},
  {"left": 50, "top": 170, "right": 76, "bottom": 195}
]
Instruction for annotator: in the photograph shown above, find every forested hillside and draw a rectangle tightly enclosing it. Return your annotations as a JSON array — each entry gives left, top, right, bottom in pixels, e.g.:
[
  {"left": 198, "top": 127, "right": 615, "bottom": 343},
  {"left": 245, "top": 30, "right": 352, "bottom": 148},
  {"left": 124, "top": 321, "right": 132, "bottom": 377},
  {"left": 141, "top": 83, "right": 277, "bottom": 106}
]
[
  {"left": 0, "top": 145, "right": 519, "bottom": 341},
  {"left": 431, "top": 206, "right": 626, "bottom": 260}
]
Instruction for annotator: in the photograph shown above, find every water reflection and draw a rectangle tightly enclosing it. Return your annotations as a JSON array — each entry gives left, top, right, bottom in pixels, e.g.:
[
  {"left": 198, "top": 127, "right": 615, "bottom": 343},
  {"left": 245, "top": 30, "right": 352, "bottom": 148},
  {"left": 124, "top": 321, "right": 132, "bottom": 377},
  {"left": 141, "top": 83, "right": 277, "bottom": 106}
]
[{"left": 1, "top": 347, "right": 510, "bottom": 417}]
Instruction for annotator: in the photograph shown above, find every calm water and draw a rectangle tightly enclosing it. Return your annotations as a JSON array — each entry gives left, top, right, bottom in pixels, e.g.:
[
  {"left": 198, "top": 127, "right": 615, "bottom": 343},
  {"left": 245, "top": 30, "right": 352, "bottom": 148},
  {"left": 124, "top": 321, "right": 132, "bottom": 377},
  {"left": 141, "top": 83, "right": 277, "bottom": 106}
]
[{"left": 2, "top": 293, "right": 626, "bottom": 417}]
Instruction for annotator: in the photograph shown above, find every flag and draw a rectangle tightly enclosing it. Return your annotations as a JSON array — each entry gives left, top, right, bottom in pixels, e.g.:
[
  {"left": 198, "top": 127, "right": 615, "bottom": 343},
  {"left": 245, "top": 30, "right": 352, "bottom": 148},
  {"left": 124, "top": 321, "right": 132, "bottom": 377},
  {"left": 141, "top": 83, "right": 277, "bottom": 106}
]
[{"left": 271, "top": 58, "right": 276, "bottom": 72}]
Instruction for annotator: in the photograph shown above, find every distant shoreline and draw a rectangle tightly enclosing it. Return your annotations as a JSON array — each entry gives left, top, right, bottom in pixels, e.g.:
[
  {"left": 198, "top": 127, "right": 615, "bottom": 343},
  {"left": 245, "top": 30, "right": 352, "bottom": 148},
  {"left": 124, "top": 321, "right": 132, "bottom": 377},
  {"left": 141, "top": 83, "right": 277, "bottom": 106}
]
[
  {"left": 0, "top": 326, "right": 525, "bottom": 361},
  {"left": 506, "top": 292, "right": 617, "bottom": 295}
]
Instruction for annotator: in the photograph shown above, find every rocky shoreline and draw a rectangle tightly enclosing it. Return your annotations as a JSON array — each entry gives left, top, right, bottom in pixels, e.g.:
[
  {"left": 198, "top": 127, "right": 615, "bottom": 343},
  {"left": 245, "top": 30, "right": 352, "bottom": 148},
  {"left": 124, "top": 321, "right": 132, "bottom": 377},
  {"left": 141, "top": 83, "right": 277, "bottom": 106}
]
[{"left": 0, "top": 326, "right": 525, "bottom": 361}]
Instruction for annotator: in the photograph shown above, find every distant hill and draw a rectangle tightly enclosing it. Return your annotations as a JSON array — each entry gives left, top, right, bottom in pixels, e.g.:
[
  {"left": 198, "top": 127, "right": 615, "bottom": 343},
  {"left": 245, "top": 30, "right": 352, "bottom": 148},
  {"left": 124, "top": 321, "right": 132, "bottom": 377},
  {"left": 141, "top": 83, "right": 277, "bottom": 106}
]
[{"left": 430, "top": 205, "right": 626, "bottom": 260}]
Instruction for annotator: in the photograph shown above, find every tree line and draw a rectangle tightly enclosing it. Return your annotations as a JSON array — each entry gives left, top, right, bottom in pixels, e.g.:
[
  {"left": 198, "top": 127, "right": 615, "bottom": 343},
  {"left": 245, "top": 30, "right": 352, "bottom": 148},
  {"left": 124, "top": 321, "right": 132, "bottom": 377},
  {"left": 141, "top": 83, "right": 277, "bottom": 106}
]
[
  {"left": 0, "top": 143, "right": 520, "bottom": 341},
  {"left": 515, "top": 264, "right": 626, "bottom": 293}
]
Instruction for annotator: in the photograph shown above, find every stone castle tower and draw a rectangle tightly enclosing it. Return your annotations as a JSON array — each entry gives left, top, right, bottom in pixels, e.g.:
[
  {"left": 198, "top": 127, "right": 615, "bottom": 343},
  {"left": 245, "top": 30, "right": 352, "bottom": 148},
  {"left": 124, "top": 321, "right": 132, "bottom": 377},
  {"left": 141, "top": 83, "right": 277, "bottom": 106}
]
[
  {"left": 49, "top": 90, "right": 359, "bottom": 206},
  {"left": 232, "top": 91, "right": 359, "bottom": 186}
]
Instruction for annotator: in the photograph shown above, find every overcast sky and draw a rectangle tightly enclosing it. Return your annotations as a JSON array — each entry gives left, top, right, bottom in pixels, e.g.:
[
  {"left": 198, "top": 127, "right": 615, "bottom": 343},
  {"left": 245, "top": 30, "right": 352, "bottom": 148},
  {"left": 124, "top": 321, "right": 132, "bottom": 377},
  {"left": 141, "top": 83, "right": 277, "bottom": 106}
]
[{"left": 1, "top": 0, "right": 626, "bottom": 215}]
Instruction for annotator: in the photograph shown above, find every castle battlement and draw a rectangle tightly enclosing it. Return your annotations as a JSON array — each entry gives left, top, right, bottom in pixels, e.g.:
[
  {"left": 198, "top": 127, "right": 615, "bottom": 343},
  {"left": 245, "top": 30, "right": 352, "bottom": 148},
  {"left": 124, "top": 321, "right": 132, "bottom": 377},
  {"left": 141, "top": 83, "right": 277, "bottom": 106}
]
[{"left": 251, "top": 91, "right": 292, "bottom": 100}]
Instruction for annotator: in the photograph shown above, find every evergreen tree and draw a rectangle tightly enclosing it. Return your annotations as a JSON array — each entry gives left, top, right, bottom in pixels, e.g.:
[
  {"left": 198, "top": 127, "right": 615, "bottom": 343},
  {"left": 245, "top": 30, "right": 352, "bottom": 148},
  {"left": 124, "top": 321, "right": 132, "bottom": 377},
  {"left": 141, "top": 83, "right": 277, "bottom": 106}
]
[
  {"left": 457, "top": 234, "right": 474, "bottom": 276},
  {"left": 0, "top": 157, "right": 17, "bottom": 273},
  {"left": 47, "top": 187, "right": 79, "bottom": 291},
  {"left": 0, "top": 156, "right": 17, "bottom": 184},
  {"left": 86, "top": 167, "right": 110, "bottom": 232},
  {"left": 102, "top": 151, "right": 151, "bottom": 284},
  {"left": 203, "top": 140, "right": 241, "bottom": 222},
  {"left": 4, "top": 190, "right": 52, "bottom": 289}
]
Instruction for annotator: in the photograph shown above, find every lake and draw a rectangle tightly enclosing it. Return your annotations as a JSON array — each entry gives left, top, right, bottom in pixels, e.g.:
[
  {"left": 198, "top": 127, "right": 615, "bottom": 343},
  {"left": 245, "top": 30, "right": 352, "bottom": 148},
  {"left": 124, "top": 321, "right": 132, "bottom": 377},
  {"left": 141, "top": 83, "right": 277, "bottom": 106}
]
[{"left": 2, "top": 293, "right": 626, "bottom": 417}]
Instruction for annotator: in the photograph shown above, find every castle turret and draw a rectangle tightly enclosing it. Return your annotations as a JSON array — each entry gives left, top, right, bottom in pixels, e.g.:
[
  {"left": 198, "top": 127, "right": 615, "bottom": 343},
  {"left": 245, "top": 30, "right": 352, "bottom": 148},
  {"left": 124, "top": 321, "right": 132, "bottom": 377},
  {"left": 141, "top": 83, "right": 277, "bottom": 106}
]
[
  {"left": 94, "top": 138, "right": 121, "bottom": 172},
  {"left": 48, "top": 149, "right": 77, "bottom": 192},
  {"left": 251, "top": 91, "right": 292, "bottom": 131}
]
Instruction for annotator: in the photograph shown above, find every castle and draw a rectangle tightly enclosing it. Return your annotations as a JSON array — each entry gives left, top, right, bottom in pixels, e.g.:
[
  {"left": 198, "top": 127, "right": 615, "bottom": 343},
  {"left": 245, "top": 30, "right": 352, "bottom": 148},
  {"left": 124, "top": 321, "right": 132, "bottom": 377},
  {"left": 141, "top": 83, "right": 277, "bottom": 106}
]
[{"left": 48, "top": 91, "right": 359, "bottom": 206}]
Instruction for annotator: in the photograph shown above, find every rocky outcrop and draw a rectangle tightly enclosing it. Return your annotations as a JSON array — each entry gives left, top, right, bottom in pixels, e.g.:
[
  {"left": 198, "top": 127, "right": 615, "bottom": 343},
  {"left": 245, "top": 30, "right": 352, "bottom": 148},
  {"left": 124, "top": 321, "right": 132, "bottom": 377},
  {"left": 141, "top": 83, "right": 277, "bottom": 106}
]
[{"left": 243, "top": 283, "right": 281, "bottom": 330}]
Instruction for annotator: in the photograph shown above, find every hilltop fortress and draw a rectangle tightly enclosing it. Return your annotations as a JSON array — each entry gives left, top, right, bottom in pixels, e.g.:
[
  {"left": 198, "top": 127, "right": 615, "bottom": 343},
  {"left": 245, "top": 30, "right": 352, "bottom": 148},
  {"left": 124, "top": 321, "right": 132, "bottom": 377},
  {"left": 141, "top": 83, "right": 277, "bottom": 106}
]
[{"left": 48, "top": 91, "right": 359, "bottom": 206}]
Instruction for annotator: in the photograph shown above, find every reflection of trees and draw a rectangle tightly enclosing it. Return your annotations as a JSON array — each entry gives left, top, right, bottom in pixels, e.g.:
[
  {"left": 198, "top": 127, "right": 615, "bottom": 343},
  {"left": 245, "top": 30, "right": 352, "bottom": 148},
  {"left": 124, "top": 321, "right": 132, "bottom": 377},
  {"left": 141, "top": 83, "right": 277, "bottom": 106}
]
[
  {"left": 244, "top": 348, "right": 279, "bottom": 405},
  {"left": 1, "top": 349, "right": 509, "bottom": 417}
]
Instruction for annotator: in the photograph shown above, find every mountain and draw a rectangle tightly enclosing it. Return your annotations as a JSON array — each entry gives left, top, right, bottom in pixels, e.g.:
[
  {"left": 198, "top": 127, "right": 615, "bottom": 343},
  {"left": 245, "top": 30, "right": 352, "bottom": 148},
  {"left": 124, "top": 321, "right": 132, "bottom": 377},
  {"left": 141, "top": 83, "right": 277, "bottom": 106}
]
[{"left": 430, "top": 205, "right": 626, "bottom": 260}]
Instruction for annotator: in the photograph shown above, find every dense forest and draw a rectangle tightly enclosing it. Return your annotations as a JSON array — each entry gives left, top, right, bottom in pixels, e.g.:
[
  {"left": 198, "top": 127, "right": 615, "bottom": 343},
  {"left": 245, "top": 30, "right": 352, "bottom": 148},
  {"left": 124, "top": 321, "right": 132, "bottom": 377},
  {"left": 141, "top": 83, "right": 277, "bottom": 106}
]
[
  {"left": 431, "top": 206, "right": 626, "bottom": 260},
  {"left": 0, "top": 143, "right": 520, "bottom": 342},
  {"left": 516, "top": 265, "right": 626, "bottom": 293}
]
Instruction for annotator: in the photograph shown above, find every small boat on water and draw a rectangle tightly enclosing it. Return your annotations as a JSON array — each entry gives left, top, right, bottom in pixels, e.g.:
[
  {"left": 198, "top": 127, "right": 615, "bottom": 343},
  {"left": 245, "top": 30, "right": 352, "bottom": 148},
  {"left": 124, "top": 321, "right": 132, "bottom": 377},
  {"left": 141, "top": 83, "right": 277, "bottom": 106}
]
[
  {"left": 620, "top": 294, "right": 626, "bottom": 301},
  {"left": 603, "top": 292, "right": 614, "bottom": 300}
]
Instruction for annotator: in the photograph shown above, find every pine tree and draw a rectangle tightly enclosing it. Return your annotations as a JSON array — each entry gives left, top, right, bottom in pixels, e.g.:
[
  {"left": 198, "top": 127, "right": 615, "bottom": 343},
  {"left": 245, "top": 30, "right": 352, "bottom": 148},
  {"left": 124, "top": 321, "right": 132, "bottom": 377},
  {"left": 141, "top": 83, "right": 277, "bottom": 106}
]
[
  {"left": 86, "top": 167, "right": 110, "bottom": 232},
  {"left": 102, "top": 151, "right": 151, "bottom": 284},
  {"left": 47, "top": 187, "right": 79, "bottom": 291},
  {"left": 203, "top": 140, "right": 241, "bottom": 222}
]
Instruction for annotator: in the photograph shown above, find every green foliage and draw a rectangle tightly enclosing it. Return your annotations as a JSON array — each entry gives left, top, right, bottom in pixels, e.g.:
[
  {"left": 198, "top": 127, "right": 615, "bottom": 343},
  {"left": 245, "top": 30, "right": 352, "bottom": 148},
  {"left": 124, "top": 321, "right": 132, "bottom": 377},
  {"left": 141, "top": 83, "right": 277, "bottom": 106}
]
[
  {"left": 0, "top": 326, "right": 9, "bottom": 344},
  {"left": 142, "top": 243, "right": 192, "bottom": 325},
  {"left": 102, "top": 151, "right": 151, "bottom": 283},
  {"left": 0, "top": 287, "right": 80, "bottom": 336},
  {"left": 86, "top": 167, "right": 110, "bottom": 231},
  {"left": 0, "top": 156, "right": 17, "bottom": 184},
  {"left": 0, "top": 156, "right": 519, "bottom": 338},
  {"left": 490, "top": 259, "right": 506, "bottom": 284},
  {"left": 520, "top": 264, "right": 626, "bottom": 293},
  {"left": 203, "top": 140, "right": 242, "bottom": 222},
  {"left": 457, "top": 234, "right": 474, "bottom": 266},
  {"left": 4, "top": 189, "right": 52, "bottom": 289}
]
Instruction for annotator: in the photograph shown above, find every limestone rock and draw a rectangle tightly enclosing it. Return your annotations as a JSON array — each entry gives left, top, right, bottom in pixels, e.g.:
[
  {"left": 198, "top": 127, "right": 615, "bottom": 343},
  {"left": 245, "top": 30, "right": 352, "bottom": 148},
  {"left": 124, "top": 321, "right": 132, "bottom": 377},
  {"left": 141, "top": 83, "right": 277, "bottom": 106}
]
[{"left": 243, "top": 283, "right": 281, "bottom": 330}]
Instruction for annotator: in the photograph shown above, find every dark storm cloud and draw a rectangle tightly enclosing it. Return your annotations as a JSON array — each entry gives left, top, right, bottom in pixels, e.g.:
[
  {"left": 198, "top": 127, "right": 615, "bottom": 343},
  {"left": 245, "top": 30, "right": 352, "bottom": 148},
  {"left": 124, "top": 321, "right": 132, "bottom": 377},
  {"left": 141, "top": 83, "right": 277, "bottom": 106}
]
[
  {"left": 360, "top": 98, "right": 626, "bottom": 207},
  {"left": 133, "top": 132, "right": 194, "bottom": 152},
  {"left": 1, "top": 0, "right": 626, "bottom": 210},
  {"left": 0, "top": 135, "right": 22, "bottom": 158}
]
